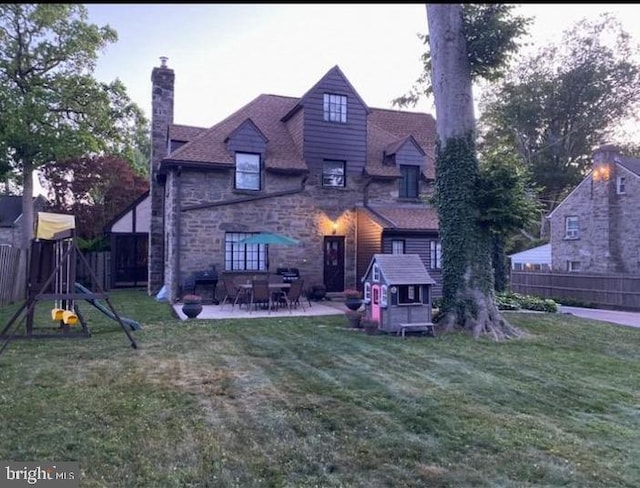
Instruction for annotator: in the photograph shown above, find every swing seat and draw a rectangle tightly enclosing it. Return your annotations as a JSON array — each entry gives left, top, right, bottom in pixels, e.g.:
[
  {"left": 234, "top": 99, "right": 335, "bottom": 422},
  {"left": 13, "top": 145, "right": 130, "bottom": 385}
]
[
  {"left": 51, "top": 308, "right": 65, "bottom": 321},
  {"left": 62, "top": 310, "right": 78, "bottom": 326}
]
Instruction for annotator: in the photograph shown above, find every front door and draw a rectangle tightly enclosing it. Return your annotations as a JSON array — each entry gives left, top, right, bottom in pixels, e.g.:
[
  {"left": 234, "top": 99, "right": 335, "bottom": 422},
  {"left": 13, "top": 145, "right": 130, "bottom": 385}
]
[{"left": 323, "top": 236, "right": 344, "bottom": 292}]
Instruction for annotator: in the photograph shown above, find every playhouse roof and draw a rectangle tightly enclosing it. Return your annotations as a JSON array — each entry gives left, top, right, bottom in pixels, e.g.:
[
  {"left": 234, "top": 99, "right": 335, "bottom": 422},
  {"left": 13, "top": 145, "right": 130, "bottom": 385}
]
[{"left": 363, "top": 254, "right": 436, "bottom": 286}]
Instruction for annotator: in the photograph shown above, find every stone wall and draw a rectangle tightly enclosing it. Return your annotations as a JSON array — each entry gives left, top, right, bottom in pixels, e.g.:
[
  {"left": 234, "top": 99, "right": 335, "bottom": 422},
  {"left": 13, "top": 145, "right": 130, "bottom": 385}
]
[{"left": 550, "top": 162, "right": 640, "bottom": 274}]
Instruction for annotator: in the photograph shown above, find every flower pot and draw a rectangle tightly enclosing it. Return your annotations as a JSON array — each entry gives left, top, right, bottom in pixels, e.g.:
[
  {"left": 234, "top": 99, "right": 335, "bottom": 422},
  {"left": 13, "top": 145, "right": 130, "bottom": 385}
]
[
  {"left": 345, "top": 297, "right": 363, "bottom": 311},
  {"left": 182, "top": 303, "right": 203, "bottom": 319}
]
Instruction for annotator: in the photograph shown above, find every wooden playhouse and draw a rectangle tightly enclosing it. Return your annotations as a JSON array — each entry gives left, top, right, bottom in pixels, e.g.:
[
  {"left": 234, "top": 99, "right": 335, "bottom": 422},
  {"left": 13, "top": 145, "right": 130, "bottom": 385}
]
[{"left": 361, "top": 254, "right": 436, "bottom": 337}]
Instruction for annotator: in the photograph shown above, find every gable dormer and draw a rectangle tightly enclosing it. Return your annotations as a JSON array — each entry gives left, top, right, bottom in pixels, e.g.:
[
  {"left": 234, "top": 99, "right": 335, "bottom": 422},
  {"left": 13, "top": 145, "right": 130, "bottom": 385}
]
[
  {"left": 283, "top": 66, "right": 370, "bottom": 187},
  {"left": 384, "top": 136, "right": 426, "bottom": 200},
  {"left": 225, "top": 118, "right": 269, "bottom": 192}
]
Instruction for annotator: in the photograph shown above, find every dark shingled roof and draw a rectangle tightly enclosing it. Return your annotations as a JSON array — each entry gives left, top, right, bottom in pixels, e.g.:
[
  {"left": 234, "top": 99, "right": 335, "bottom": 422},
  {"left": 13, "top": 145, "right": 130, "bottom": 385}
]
[
  {"left": 366, "top": 253, "right": 436, "bottom": 285},
  {"left": 364, "top": 205, "right": 439, "bottom": 231},
  {"left": 617, "top": 155, "right": 640, "bottom": 176},
  {"left": 0, "top": 196, "right": 22, "bottom": 227},
  {"left": 169, "top": 124, "right": 206, "bottom": 142},
  {"left": 161, "top": 72, "right": 436, "bottom": 177}
]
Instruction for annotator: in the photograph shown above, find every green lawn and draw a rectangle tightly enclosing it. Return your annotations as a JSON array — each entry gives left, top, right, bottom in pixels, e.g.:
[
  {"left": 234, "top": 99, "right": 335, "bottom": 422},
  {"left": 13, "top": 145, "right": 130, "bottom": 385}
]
[{"left": 0, "top": 289, "right": 638, "bottom": 487}]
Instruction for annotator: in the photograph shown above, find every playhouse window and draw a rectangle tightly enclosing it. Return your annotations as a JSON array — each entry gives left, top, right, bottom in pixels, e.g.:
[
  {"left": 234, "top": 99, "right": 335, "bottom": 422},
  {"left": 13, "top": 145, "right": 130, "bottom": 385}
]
[
  {"left": 397, "top": 285, "right": 422, "bottom": 304},
  {"left": 363, "top": 282, "right": 371, "bottom": 303},
  {"left": 372, "top": 264, "right": 380, "bottom": 282}
]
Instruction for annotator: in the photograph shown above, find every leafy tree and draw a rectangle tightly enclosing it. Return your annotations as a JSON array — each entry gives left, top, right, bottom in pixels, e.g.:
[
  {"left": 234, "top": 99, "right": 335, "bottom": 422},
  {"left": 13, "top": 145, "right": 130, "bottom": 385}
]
[
  {"left": 479, "top": 13, "right": 640, "bottom": 222},
  {"left": 394, "top": 4, "right": 531, "bottom": 108},
  {"left": 427, "top": 4, "right": 528, "bottom": 339},
  {"left": 476, "top": 151, "right": 542, "bottom": 291},
  {"left": 0, "top": 4, "right": 147, "bottom": 251},
  {"left": 39, "top": 155, "right": 149, "bottom": 248}
]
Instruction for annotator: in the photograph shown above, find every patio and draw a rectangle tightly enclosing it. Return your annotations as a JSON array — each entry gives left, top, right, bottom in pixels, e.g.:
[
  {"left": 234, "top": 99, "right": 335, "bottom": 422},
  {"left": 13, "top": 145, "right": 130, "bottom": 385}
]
[{"left": 174, "top": 298, "right": 348, "bottom": 320}]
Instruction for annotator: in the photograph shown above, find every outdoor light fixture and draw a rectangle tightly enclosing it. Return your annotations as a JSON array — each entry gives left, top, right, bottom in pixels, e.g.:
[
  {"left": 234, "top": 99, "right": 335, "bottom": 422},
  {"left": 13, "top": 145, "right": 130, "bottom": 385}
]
[{"left": 332, "top": 222, "right": 338, "bottom": 235}]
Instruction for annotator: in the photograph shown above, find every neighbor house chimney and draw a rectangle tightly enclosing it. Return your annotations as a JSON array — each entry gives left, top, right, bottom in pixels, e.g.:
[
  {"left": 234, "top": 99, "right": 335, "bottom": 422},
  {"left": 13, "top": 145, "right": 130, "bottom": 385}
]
[{"left": 148, "top": 56, "right": 175, "bottom": 294}]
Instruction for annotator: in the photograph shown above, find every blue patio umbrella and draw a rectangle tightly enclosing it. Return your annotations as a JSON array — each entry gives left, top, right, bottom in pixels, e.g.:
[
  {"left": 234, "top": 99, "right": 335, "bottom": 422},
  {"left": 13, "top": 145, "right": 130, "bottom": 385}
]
[
  {"left": 238, "top": 232, "right": 301, "bottom": 271},
  {"left": 238, "top": 232, "right": 301, "bottom": 247}
]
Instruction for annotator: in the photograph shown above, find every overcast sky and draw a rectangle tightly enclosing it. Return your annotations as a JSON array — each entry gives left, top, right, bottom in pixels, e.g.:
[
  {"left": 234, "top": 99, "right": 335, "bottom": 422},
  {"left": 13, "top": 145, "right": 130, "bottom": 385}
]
[{"left": 84, "top": 3, "right": 640, "bottom": 129}]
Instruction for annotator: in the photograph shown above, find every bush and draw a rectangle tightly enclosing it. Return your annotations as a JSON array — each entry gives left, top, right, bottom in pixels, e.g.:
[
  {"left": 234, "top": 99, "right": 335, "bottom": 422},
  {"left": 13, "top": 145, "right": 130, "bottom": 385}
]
[{"left": 495, "top": 291, "right": 557, "bottom": 313}]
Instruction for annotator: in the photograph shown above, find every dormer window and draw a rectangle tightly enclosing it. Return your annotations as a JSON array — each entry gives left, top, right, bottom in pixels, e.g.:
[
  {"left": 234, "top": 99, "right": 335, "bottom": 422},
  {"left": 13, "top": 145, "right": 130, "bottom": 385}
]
[
  {"left": 323, "top": 93, "right": 347, "bottom": 123},
  {"left": 322, "top": 160, "right": 345, "bottom": 187},
  {"left": 617, "top": 176, "right": 626, "bottom": 194},
  {"left": 235, "top": 152, "right": 261, "bottom": 191},
  {"left": 399, "top": 165, "right": 420, "bottom": 198}
]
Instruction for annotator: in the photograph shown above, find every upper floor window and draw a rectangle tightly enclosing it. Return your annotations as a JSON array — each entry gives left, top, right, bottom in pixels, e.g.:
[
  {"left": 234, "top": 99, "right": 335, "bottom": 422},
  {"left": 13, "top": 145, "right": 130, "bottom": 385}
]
[
  {"left": 565, "top": 216, "right": 579, "bottom": 239},
  {"left": 399, "top": 165, "right": 420, "bottom": 199},
  {"left": 391, "top": 240, "right": 405, "bottom": 254},
  {"left": 430, "top": 241, "right": 442, "bottom": 269},
  {"left": 617, "top": 176, "right": 626, "bottom": 194},
  {"left": 224, "top": 232, "right": 267, "bottom": 271},
  {"left": 235, "top": 152, "right": 261, "bottom": 191},
  {"left": 323, "top": 160, "right": 345, "bottom": 187},
  {"left": 323, "top": 93, "right": 347, "bottom": 123}
]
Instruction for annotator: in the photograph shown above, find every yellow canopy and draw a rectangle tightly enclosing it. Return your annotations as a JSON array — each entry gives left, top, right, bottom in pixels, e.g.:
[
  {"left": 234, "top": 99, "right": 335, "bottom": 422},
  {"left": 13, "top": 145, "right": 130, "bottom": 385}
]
[{"left": 35, "top": 212, "right": 76, "bottom": 240}]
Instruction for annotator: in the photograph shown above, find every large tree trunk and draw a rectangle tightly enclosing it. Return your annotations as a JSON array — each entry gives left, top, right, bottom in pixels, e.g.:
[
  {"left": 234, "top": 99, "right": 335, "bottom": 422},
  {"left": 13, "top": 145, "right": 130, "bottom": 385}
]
[{"left": 427, "top": 4, "right": 523, "bottom": 340}]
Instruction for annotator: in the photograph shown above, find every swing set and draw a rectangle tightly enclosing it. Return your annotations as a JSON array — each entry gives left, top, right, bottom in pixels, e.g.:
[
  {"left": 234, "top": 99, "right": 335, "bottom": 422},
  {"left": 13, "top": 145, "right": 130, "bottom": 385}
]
[{"left": 0, "top": 212, "right": 138, "bottom": 357}]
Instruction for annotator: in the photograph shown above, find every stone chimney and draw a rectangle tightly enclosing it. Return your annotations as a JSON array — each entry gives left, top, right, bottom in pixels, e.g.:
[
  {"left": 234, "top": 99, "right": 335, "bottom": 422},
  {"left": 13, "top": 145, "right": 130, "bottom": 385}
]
[
  {"left": 591, "top": 143, "right": 625, "bottom": 272},
  {"left": 148, "top": 56, "right": 175, "bottom": 294}
]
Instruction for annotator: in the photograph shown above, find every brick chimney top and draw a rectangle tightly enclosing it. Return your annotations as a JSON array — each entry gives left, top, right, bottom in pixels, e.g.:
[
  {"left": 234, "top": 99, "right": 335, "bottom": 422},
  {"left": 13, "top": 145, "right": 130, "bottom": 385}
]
[{"left": 160, "top": 56, "right": 168, "bottom": 68}]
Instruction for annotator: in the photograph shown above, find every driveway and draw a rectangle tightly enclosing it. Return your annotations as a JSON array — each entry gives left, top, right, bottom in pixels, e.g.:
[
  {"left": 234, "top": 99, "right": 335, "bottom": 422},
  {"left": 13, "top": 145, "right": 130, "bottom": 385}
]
[{"left": 559, "top": 306, "right": 640, "bottom": 329}]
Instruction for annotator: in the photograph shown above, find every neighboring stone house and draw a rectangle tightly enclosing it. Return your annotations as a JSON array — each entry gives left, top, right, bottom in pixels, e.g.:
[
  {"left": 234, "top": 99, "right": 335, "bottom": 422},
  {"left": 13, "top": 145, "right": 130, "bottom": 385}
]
[
  {"left": 149, "top": 58, "right": 442, "bottom": 301},
  {"left": 0, "top": 195, "right": 48, "bottom": 247},
  {"left": 547, "top": 144, "right": 640, "bottom": 274}
]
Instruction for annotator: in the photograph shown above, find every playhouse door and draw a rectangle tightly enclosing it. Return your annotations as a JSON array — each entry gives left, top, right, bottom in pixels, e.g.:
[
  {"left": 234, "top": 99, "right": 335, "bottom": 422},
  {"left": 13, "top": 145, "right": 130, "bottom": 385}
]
[{"left": 371, "top": 284, "right": 381, "bottom": 322}]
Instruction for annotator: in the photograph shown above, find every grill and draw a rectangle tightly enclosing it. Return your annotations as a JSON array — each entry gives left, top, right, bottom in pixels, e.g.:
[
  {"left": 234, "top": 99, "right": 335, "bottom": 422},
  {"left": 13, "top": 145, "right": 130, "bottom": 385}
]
[
  {"left": 276, "top": 267, "right": 300, "bottom": 284},
  {"left": 185, "top": 265, "right": 219, "bottom": 304}
]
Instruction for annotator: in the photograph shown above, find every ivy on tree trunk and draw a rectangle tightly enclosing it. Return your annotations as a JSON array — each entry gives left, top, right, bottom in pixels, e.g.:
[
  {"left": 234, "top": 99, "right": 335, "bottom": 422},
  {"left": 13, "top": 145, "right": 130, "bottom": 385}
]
[{"left": 427, "top": 4, "right": 524, "bottom": 340}]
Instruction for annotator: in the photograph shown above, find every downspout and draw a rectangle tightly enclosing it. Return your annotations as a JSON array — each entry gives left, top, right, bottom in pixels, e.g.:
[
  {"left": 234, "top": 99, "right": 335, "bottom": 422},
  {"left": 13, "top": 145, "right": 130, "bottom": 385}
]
[{"left": 174, "top": 166, "right": 182, "bottom": 302}]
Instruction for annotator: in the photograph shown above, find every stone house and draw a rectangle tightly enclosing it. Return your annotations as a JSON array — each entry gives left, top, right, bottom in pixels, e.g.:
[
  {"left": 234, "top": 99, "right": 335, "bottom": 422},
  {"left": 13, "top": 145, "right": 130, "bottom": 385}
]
[
  {"left": 149, "top": 58, "right": 442, "bottom": 301},
  {"left": 547, "top": 144, "right": 640, "bottom": 274}
]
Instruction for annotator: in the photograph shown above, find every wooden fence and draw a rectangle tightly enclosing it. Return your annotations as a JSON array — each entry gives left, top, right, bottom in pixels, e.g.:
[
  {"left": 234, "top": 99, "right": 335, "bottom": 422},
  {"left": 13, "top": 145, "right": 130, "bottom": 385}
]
[
  {"left": 0, "top": 248, "right": 112, "bottom": 307},
  {"left": 76, "top": 251, "right": 111, "bottom": 291},
  {"left": 0, "top": 245, "right": 22, "bottom": 305},
  {"left": 510, "top": 271, "right": 640, "bottom": 310}
]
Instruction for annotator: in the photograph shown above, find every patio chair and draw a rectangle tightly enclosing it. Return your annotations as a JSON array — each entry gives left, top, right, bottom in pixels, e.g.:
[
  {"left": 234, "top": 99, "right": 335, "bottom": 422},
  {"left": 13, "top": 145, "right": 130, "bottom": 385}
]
[
  {"left": 249, "top": 279, "right": 273, "bottom": 314},
  {"left": 220, "top": 277, "right": 247, "bottom": 310},
  {"left": 283, "top": 279, "right": 306, "bottom": 313}
]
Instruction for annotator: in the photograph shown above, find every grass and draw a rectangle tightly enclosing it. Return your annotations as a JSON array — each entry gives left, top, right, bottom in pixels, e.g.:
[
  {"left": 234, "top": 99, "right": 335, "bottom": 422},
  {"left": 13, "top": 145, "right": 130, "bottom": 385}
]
[{"left": 0, "top": 289, "right": 639, "bottom": 487}]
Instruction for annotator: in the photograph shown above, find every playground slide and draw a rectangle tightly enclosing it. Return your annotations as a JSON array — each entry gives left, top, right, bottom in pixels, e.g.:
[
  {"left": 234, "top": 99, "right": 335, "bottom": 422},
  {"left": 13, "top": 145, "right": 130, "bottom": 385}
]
[{"left": 74, "top": 283, "right": 142, "bottom": 331}]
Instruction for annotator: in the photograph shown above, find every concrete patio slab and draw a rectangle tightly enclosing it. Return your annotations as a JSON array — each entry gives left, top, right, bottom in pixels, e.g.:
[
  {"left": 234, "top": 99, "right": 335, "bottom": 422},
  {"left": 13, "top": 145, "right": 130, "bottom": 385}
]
[{"left": 174, "top": 299, "right": 348, "bottom": 321}]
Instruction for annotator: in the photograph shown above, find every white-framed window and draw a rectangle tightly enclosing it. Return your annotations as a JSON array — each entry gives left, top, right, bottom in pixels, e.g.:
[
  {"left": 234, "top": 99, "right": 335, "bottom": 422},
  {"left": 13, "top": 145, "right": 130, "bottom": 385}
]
[
  {"left": 322, "top": 160, "right": 345, "bottom": 187},
  {"left": 372, "top": 263, "right": 380, "bottom": 282},
  {"left": 391, "top": 240, "right": 405, "bottom": 254},
  {"left": 617, "top": 176, "right": 626, "bottom": 194},
  {"left": 363, "top": 282, "right": 371, "bottom": 303},
  {"left": 430, "top": 241, "right": 442, "bottom": 269},
  {"left": 323, "top": 93, "right": 347, "bottom": 123},
  {"left": 399, "top": 164, "right": 420, "bottom": 198},
  {"left": 235, "top": 152, "right": 261, "bottom": 190},
  {"left": 567, "top": 260, "right": 581, "bottom": 272},
  {"left": 381, "top": 285, "right": 388, "bottom": 308},
  {"left": 224, "top": 232, "right": 267, "bottom": 271},
  {"left": 565, "top": 216, "right": 579, "bottom": 239},
  {"left": 398, "top": 285, "right": 422, "bottom": 304}
]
